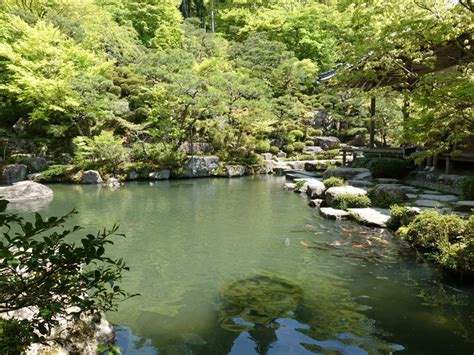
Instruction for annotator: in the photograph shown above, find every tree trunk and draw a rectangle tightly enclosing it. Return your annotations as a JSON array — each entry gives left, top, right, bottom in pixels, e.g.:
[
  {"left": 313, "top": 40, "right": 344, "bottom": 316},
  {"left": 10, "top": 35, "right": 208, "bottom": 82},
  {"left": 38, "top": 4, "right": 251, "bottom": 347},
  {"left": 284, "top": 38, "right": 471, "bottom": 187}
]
[{"left": 369, "top": 96, "right": 376, "bottom": 148}]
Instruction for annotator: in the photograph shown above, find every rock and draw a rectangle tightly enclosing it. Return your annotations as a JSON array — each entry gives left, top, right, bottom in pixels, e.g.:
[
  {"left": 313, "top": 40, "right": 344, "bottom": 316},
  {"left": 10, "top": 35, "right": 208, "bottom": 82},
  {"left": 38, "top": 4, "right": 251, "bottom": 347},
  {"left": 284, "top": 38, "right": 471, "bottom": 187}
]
[
  {"left": 106, "top": 177, "right": 122, "bottom": 188},
  {"left": 313, "top": 136, "right": 340, "bottom": 150},
  {"left": 323, "top": 167, "right": 371, "bottom": 180},
  {"left": 352, "top": 134, "right": 365, "bottom": 147},
  {"left": 302, "top": 146, "right": 323, "bottom": 154},
  {"left": 348, "top": 208, "right": 390, "bottom": 227},
  {"left": 20, "top": 157, "right": 47, "bottom": 172},
  {"left": 287, "top": 161, "right": 306, "bottom": 170},
  {"left": 128, "top": 170, "right": 139, "bottom": 180},
  {"left": 453, "top": 201, "right": 474, "bottom": 212},
  {"left": 225, "top": 165, "right": 246, "bottom": 177},
  {"left": 325, "top": 186, "right": 367, "bottom": 207},
  {"left": 81, "top": 170, "right": 103, "bottom": 184},
  {"left": 308, "top": 199, "right": 323, "bottom": 208},
  {"left": 305, "top": 179, "right": 325, "bottom": 199},
  {"left": 415, "top": 199, "right": 445, "bottom": 208},
  {"left": 261, "top": 153, "right": 273, "bottom": 161},
  {"left": 406, "top": 193, "right": 418, "bottom": 199},
  {"left": 312, "top": 110, "right": 330, "bottom": 129},
  {"left": 375, "top": 178, "right": 400, "bottom": 184},
  {"left": 319, "top": 207, "right": 349, "bottom": 219},
  {"left": 27, "top": 173, "right": 42, "bottom": 181},
  {"left": 59, "top": 153, "right": 73, "bottom": 164},
  {"left": 417, "top": 194, "right": 459, "bottom": 203},
  {"left": 283, "top": 183, "right": 296, "bottom": 191},
  {"left": 179, "top": 142, "right": 214, "bottom": 154},
  {"left": 348, "top": 180, "right": 372, "bottom": 188},
  {"left": 353, "top": 171, "right": 372, "bottom": 181},
  {"left": 259, "top": 160, "right": 273, "bottom": 174},
  {"left": 184, "top": 156, "right": 219, "bottom": 178},
  {"left": 276, "top": 152, "right": 287, "bottom": 159},
  {"left": 1, "top": 164, "right": 27, "bottom": 184},
  {"left": 149, "top": 170, "right": 171, "bottom": 180},
  {"left": 271, "top": 139, "right": 285, "bottom": 149},
  {"left": 369, "top": 184, "right": 413, "bottom": 205},
  {"left": 0, "top": 181, "right": 53, "bottom": 202}
]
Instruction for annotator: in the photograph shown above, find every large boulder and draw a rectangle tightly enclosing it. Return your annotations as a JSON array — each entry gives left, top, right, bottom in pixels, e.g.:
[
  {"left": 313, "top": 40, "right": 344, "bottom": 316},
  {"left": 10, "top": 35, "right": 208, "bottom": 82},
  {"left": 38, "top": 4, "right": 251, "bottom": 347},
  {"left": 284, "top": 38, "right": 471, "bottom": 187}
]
[
  {"left": 259, "top": 160, "right": 273, "bottom": 174},
  {"left": 261, "top": 153, "right": 273, "bottom": 161},
  {"left": 0, "top": 181, "right": 53, "bottom": 202},
  {"left": 225, "top": 165, "right": 246, "bottom": 177},
  {"left": 351, "top": 134, "right": 366, "bottom": 147},
  {"left": 305, "top": 180, "right": 325, "bottom": 199},
  {"left": 149, "top": 170, "right": 171, "bottom": 180},
  {"left": 313, "top": 136, "right": 340, "bottom": 150},
  {"left": 179, "top": 142, "right": 214, "bottom": 155},
  {"left": 325, "top": 186, "right": 367, "bottom": 207},
  {"left": 347, "top": 208, "right": 390, "bottom": 228},
  {"left": 323, "top": 167, "right": 371, "bottom": 180},
  {"left": 81, "top": 170, "right": 103, "bottom": 184},
  {"left": 26, "top": 157, "right": 47, "bottom": 172},
  {"left": 184, "top": 156, "right": 220, "bottom": 178},
  {"left": 1, "top": 164, "right": 27, "bottom": 184}
]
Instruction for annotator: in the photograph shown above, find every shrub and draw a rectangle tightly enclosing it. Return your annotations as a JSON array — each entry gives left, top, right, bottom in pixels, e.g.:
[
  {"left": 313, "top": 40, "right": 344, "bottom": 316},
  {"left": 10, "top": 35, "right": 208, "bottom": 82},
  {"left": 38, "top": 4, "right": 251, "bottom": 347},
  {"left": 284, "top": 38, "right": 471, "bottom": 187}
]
[
  {"left": 307, "top": 128, "right": 322, "bottom": 137},
  {"left": 36, "top": 165, "right": 79, "bottom": 183},
  {"left": 316, "top": 149, "right": 340, "bottom": 160},
  {"left": 289, "top": 129, "right": 305, "bottom": 141},
  {"left": 293, "top": 180, "right": 305, "bottom": 192},
  {"left": 304, "top": 140, "right": 314, "bottom": 146},
  {"left": 401, "top": 210, "right": 466, "bottom": 250},
  {"left": 323, "top": 177, "right": 345, "bottom": 189},
  {"left": 255, "top": 141, "right": 271, "bottom": 153},
  {"left": 365, "top": 158, "right": 411, "bottom": 179},
  {"left": 283, "top": 144, "right": 294, "bottom": 154},
  {"left": 269, "top": 146, "right": 280, "bottom": 154},
  {"left": 73, "top": 131, "right": 129, "bottom": 173},
  {"left": 461, "top": 177, "right": 474, "bottom": 200},
  {"left": 331, "top": 194, "right": 371, "bottom": 209},
  {"left": 0, "top": 200, "right": 133, "bottom": 352},
  {"left": 293, "top": 142, "right": 305, "bottom": 152},
  {"left": 387, "top": 205, "right": 418, "bottom": 230}
]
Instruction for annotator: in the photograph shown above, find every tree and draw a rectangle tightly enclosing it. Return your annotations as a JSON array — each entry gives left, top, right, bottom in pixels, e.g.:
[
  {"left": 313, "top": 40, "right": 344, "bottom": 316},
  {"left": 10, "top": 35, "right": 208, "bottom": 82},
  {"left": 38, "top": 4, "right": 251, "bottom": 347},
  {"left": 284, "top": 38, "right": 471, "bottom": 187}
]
[{"left": 0, "top": 199, "right": 135, "bottom": 353}]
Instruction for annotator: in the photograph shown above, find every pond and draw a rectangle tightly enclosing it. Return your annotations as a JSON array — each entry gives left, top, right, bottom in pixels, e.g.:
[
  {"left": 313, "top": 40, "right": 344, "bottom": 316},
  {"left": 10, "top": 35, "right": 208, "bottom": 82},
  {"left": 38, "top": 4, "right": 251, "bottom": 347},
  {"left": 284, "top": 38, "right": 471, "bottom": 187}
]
[{"left": 19, "top": 176, "right": 474, "bottom": 354}]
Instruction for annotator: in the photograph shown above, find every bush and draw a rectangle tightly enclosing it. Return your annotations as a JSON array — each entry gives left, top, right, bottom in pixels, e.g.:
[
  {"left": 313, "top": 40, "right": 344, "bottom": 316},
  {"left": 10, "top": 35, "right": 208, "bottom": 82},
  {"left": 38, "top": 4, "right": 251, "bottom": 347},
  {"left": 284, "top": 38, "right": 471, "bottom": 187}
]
[
  {"left": 289, "top": 129, "right": 305, "bottom": 141},
  {"left": 73, "top": 131, "right": 129, "bottom": 173},
  {"left": 293, "top": 142, "right": 305, "bottom": 152},
  {"left": 361, "top": 158, "right": 411, "bottom": 179},
  {"left": 387, "top": 205, "right": 418, "bottom": 230},
  {"left": 461, "top": 177, "right": 474, "bottom": 200},
  {"left": 255, "top": 141, "right": 271, "bottom": 153},
  {"left": 400, "top": 210, "right": 466, "bottom": 250},
  {"left": 283, "top": 144, "right": 294, "bottom": 154},
  {"left": 331, "top": 194, "right": 371, "bottom": 209},
  {"left": 307, "top": 128, "right": 322, "bottom": 137},
  {"left": 323, "top": 177, "right": 345, "bottom": 189},
  {"left": 0, "top": 200, "right": 133, "bottom": 352},
  {"left": 316, "top": 149, "right": 340, "bottom": 160},
  {"left": 304, "top": 140, "right": 314, "bottom": 146},
  {"left": 369, "top": 188, "right": 408, "bottom": 208},
  {"left": 269, "top": 146, "right": 280, "bottom": 154},
  {"left": 36, "top": 165, "right": 79, "bottom": 183}
]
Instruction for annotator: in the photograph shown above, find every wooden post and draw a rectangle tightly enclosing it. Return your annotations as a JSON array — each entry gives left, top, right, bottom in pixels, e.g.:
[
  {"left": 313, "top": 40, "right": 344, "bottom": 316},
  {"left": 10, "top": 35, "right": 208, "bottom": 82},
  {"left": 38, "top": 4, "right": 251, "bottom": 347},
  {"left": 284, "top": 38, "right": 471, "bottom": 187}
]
[{"left": 369, "top": 96, "right": 376, "bottom": 148}]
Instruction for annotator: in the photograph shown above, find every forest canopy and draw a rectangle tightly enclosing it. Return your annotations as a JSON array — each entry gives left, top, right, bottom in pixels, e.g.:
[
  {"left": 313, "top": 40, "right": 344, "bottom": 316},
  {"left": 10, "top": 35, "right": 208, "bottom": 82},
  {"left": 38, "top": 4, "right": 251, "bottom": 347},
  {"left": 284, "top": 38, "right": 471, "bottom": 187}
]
[{"left": 0, "top": 0, "right": 472, "bottom": 173}]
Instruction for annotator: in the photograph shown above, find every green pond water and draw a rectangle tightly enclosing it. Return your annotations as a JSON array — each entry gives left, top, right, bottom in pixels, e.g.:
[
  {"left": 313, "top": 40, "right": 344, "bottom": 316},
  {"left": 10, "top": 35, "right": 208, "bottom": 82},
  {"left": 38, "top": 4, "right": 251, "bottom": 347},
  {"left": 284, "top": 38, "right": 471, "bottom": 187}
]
[{"left": 15, "top": 176, "right": 474, "bottom": 354}]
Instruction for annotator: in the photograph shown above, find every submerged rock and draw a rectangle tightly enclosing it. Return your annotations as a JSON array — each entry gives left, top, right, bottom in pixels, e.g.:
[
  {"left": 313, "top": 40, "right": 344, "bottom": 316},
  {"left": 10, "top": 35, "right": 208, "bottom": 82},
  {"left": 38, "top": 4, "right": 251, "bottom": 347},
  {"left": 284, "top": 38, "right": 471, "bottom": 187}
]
[
  {"left": 81, "top": 170, "right": 103, "bottom": 184},
  {"left": 1, "top": 164, "right": 27, "bottom": 184}
]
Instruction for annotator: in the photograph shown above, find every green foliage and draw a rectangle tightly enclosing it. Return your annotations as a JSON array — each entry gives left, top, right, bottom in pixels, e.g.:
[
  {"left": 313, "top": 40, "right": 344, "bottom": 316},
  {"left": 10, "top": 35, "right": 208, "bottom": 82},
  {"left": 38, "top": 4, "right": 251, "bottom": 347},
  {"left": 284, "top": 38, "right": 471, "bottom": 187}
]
[
  {"left": 73, "top": 131, "right": 129, "bottom": 173},
  {"left": 293, "top": 141, "right": 305, "bottom": 152},
  {"left": 0, "top": 200, "right": 134, "bottom": 352},
  {"left": 269, "top": 145, "right": 279, "bottom": 154},
  {"left": 289, "top": 129, "right": 304, "bottom": 141},
  {"left": 255, "top": 140, "right": 271, "bottom": 153},
  {"left": 331, "top": 194, "right": 371, "bottom": 210},
  {"left": 323, "top": 176, "right": 345, "bottom": 189},
  {"left": 387, "top": 205, "right": 418, "bottom": 231},
  {"left": 316, "top": 149, "right": 340, "bottom": 160},
  {"left": 293, "top": 180, "right": 305, "bottom": 192},
  {"left": 461, "top": 177, "right": 474, "bottom": 200},
  {"left": 354, "top": 158, "right": 411, "bottom": 179},
  {"left": 35, "top": 164, "right": 78, "bottom": 183},
  {"left": 369, "top": 188, "right": 408, "bottom": 209},
  {"left": 283, "top": 144, "right": 294, "bottom": 154}
]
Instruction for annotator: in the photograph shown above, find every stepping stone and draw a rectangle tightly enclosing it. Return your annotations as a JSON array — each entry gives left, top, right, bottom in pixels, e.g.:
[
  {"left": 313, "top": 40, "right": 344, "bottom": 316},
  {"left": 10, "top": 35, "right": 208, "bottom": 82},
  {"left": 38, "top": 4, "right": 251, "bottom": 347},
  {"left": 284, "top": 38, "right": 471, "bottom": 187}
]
[
  {"left": 406, "top": 194, "right": 418, "bottom": 199},
  {"left": 308, "top": 199, "right": 323, "bottom": 208},
  {"left": 283, "top": 183, "right": 296, "bottom": 191},
  {"left": 376, "top": 178, "right": 400, "bottom": 184},
  {"left": 347, "top": 208, "right": 390, "bottom": 228},
  {"left": 319, "top": 207, "right": 349, "bottom": 219},
  {"left": 453, "top": 201, "right": 474, "bottom": 212},
  {"left": 415, "top": 200, "right": 445, "bottom": 208},
  {"left": 418, "top": 194, "right": 459, "bottom": 202},
  {"left": 422, "top": 190, "right": 442, "bottom": 195}
]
